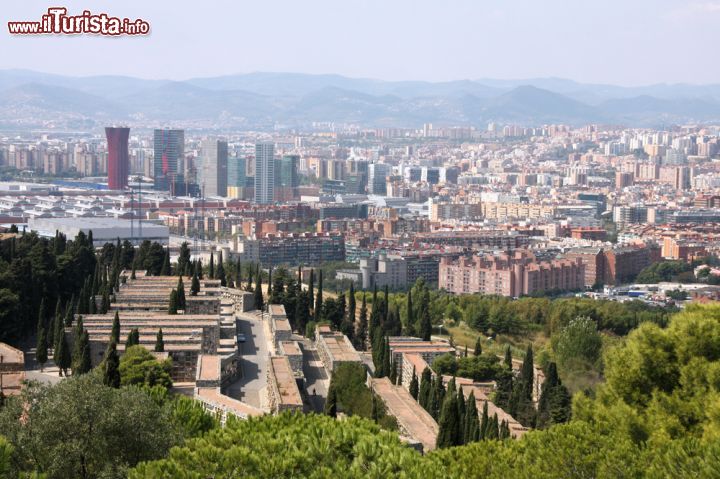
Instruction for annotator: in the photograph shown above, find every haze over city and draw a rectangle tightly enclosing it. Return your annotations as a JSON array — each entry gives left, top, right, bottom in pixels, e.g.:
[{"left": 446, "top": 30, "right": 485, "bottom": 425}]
[{"left": 1, "top": 0, "right": 719, "bottom": 85}]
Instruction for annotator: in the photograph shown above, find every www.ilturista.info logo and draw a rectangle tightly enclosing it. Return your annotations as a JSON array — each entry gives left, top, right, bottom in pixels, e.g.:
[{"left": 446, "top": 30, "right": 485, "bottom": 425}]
[{"left": 8, "top": 8, "right": 150, "bottom": 36}]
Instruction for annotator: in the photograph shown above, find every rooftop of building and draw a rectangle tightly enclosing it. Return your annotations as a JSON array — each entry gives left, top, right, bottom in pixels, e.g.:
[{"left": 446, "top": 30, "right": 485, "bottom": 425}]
[
  {"left": 269, "top": 356, "right": 303, "bottom": 407},
  {"left": 318, "top": 333, "right": 362, "bottom": 363}
]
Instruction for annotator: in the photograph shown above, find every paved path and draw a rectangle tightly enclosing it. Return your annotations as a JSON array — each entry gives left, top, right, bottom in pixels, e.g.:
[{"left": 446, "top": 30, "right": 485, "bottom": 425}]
[
  {"left": 226, "top": 311, "right": 269, "bottom": 409},
  {"left": 299, "top": 338, "right": 330, "bottom": 413}
]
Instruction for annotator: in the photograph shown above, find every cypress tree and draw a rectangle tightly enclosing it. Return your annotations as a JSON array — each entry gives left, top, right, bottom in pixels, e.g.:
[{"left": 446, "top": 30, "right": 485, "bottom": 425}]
[
  {"left": 64, "top": 295, "right": 75, "bottom": 327},
  {"left": 389, "top": 357, "right": 397, "bottom": 385},
  {"left": 155, "top": 328, "right": 165, "bottom": 352},
  {"left": 254, "top": 265, "right": 264, "bottom": 311},
  {"left": 355, "top": 293, "right": 368, "bottom": 350},
  {"left": 499, "top": 420, "right": 510, "bottom": 440},
  {"left": 56, "top": 328, "right": 71, "bottom": 377},
  {"left": 431, "top": 376, "right": 445, "bottom": 420},
  {"left": 197, "top": 259, "right": 204, "bottom": 279},
  {"left": 419, "top": 301, "right": 432, "bottom": 341},
  {"left": 49, "top": 299, "right": 62, "bottom": 348},
  {"left": 89, "top": 294, "right": 97, "bottom": 315},
  {"left": 457, "top": 386, "right": 466, "bottom": 444},
  {"left": 464, "top": 391, "right": 479, "bottom": 444},
  {"left": 168, "top": 289, "right": 178, "bottom": 314},
  {"left": 103, "top": 341, "right": 121, "bottom": 388},
  {"left": 111, "top": 311, "right": 120, "bottom": 344},
  {"left": 131, "top": 260, "right": 136, "bottom": 280},
  {"left": 409, "top": 367, "right": 419, "bottom": 400},
  {"left": 161, "top": 248, "right": 171, "bottom": 276},
  {"left": 73, "top": 329, "right": 92, "bottom": 375},
  {"left": 217, "top": 252, "right": 226, "bottom": 287},
  {"left": 308, "top": 269, "right": 314, "bottom": 311},
  {"left": 53, "top": 301, "right": 64, "bottom": 358},
  {"left": 35, "top": 316, "right": 48, "bottom": 371},
  {"left": 325, "top": 385, "right": 338, "bottom": 418},
  {"left": 504, "top": 345, "right": 513, "bottom": 369},
  {"left": 437, "top": 392, "right": 460, "bottom": 448},
  {"left": 486, "top": 413, "right": 499, "bottom": 440},
  {"left": 209, "top": 251, "right": 215, "bottom": 279},
  {"left": 371, "top": 393, "right": 380, "bottom": 423},
  {"left": 520, "top": 344, "right": 535, "bottom": 401},
  {"left": 191, "top": 272, "right": 200, "bottom": 296},
  {"left": 474, "top": 338, "right": 482, "bottom": 357},
  {"left": 235, "top": 260, "right": 242, "bottom": 289},
  {"left": 295, "top": 290, "right": 311, "bottom": 336},
  {"left": 246, "top": 263, "right": 253, "bottom": 291},
  {"left": 347, "top": 283, "right": 356, "bottom": 325},
  {"left": 267, "top": 266, "right": 273, "bottom": 300},
  {"left": 406, "top": 289, "right": 414, "bottom": 332},
  {"left": 125, "top": 328, "right": 140, "bottom": 348},
  {"left": 418, "top": 367, "right": 432, "bottom": 409},
  {"left": 176, "top": 277, "right": 187, "bottom": 310},
  {"left": 315, "top": 270, "right": 323, "bottom": 316},
  {"left": 480, "top": 401, "right": 489, "bottom": 439}
]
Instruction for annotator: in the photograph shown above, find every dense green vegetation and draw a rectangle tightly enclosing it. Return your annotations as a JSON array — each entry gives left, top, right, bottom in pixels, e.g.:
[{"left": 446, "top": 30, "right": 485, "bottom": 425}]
[
  {"left": 125, "top": 303, "right": 720, "bottom": 477},
  {"left": 0, "top": 374, "right": 216, "bottom": 479}
]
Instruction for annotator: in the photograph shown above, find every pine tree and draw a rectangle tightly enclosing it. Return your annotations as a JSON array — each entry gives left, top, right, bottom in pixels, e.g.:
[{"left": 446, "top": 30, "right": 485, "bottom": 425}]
[
  {"left": 325, "top": 385, "right": 338, "bottom": 418},
  {"left": 315, "top": 270, "right": 323, "bottom": 316},
  {"left": 407, "top": 367, "right": 419, "bottom": 400},
  {"left": 35, "top": 316, "right": 48, "bottom": 371},
  {"left": 111, "top": 311, "right": 121, "bottom": 344},
  {"left": 176, "top": 277, "right": 186, "bottom": 310},
  {"left": 103, "top": 341, "right": 121, "bottom": 388},
  {"left": 217, "top": 252, "right": 226, "bottom": 287},
  {"left": 474, "top": 337, "right": 483, "bottom": 357},
  {"left": 155, "top": 328, "right": 165, "bottom": 352},
  {"left": 191, "top": 272, "right": 200, "bottom": 296},
  {"left": 418, "top": 367, "right": 432, "bottom": 409},
  {"left": 56, "top": 328, "right": 71, "bottom": 377},
  {"left": 168, "top": 289, "right": 178, "bottom": 315},
  {"left": 437, "top": 392, "right": 460, "bottom": 448},
  {"left": 254, "top": 265, "right": 264, "bottom": 311}
]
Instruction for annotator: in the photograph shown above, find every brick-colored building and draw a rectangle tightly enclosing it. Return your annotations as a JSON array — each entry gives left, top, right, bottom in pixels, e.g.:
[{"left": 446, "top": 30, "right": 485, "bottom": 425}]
[{"left": 439, "top": 250, "right": 584, "bottom": 297}]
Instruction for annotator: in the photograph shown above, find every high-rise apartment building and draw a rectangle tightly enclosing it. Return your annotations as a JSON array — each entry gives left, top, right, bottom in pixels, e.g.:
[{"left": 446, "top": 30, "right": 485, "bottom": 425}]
[
  {"left": 153, "top": 129, "right": 185, "bottom": 191},
  {"left": 368, "top": 162, "right": 390, "bottom": 195},
  {"left": 105, "top": 127, "right": 129, "bottom": 190},
  {"left": 198, "top": 139, "right": 228, "bottom": 197},
  {"left": 254, "top": 143, "right": 275, "bottom": 204}
]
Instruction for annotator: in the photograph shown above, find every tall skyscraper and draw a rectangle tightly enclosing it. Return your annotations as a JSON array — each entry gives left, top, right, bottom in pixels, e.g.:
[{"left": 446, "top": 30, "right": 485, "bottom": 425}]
[
  {"left": 105, "top": 127, "right": 129, "bottom": 190},
  {"left": 277, "top": 154, "right": 299, "bottom": 188},
  {"left": 254, "top": 143, "right": 275, "bottom": 204},
  {"left": 153, "top": 129, "right": 185, "bottom": 191},
  {"left": 228, "top": 156, "right": 248, "bottom": 187},
  {"left": 198, "top": 138, "right": 228, "bottom": 197},
  {"left": 368, "top": 162, "right": 390, "bottom": 195}
]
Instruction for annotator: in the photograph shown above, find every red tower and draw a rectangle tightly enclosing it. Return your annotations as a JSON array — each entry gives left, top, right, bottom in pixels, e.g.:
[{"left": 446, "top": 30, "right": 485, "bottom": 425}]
[{"left": 105, "top": 127, "right": 130, "bottom": 190}]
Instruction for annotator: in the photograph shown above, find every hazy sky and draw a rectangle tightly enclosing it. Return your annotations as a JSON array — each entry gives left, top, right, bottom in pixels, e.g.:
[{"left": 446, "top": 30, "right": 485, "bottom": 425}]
[{"left": 1, "top": 0, "right": 718, "bottom": 85}]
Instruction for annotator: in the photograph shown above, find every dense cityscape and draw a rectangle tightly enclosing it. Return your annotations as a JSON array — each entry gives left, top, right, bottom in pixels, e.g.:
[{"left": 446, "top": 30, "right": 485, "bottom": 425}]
[{"left": 1, "top": 0, "right": 720, "bottom": 477}]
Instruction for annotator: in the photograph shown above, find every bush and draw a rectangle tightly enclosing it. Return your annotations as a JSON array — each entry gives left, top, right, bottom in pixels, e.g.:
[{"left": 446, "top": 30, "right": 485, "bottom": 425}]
[{"left": 119, "top": 345, "right": 173, "bottom": 389}]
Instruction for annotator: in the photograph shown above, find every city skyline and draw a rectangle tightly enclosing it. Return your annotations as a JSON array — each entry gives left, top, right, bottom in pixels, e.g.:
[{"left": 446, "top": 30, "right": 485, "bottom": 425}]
[{"left": 1, "top": 0, "right": 718, "bottom": 86}]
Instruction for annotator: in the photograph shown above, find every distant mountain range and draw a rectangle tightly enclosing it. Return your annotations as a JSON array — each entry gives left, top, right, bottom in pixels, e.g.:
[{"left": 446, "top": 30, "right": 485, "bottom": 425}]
[{"left": 0, "top": 69, "right": 719, "bottom": 129}]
